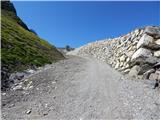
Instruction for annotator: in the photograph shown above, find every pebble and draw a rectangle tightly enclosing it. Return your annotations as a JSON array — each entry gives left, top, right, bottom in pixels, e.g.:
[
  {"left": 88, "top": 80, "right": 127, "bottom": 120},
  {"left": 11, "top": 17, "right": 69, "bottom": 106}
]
[
  {"left": 2, "top": 93, "right": 6, "bottom": 96},
  {"left": 29, "top": 85, "right": 33, "bottom": 89},
  {"left": 8, "top": 104, "right": 15, "bottom": 108},
  {"left": 45, "top": 104, "right": 48, "bottom": 108},
  {"left": 53, "top": 96, "right": 56, "bottom": 99},
  {"left": 27, "top": 69, "right": 35, "bottom": 74},
  {"left": 12, "top": 84, "right": 23, "bottom": 91},
  {"left": 52, "top": 81, "right": 56, "bottom": 84},
  {"left": 36, "top": 87, "right": 39, "bottom": 90},
  {"left": 54, "top": 86, "right": 57, "bottom": 89},
  {"left": 43, "top": 112, "right": 48, "bottom": 116},
  {"left": 26, "top": 110, "right": 32, "bottom": 114}
]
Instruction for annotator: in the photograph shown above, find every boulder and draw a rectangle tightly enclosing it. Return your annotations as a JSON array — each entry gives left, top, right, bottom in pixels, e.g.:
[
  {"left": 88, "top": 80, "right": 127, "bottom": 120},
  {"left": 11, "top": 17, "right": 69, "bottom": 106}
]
[
  {"left": 12, "top": 84, "right": 23, "bottom": 91},
  {"left": 126, "top": 51, "right": 135, "bottom": 58},
  {"left": 139, "top": 64, "right": 153, "bottom": 75},
  {"left": 155, "top": 39, "right": 160, "bottom": 45},
  {"left": 126, "top": 57, "right": 130, "bottom": 62},
  {"left": 131, "top": 48, "right": 152, "bottom": 62},
  {"left": 124, "top": 63, "right": 129, "bottom": 68},
  {"left": 119, "top": 62, "right": 124, "bottom": 67},
  {"left": 155, "top": 70, "right": 160, "bottom": 73},
  {"left": 144, "top": 26, "right": 160, "bottom": 39},
  {"left": 142, "top": 69, "right": 155, "bottom": 79},
  {"left": 134, "top": 29, "right": 140, "bottom": 36},
  {"left": 154, "top": 50, "right": 160, "bottom": 57},
  {"left": 123, "top": 69, "right": 130, "bottom": 74},
  {"left": 119, "top": 55, "right": 126, "bottom": 62},
  {"left": 145, "top": 57, "right": 159, "bottom": 65},
  {"left": 129, "top": 65, "right": 141, "bottom": 77},
  {"left": 9, "top": 72, "right": 25, "bottom": 81},
  {"left": 137, "top": 34, "right": 154, "bottom": 49},
  {"left": 27, "top": 69, "right": 35, "bottom": 74},
  {"left": 115, "top": 62, "right": 120, "bottom": 69},
  {"left": 153, "top": 62, "right": 160, "bottom": 70},
  {"left": 149, "top": 73, "right": 160, "bottom": 80}
]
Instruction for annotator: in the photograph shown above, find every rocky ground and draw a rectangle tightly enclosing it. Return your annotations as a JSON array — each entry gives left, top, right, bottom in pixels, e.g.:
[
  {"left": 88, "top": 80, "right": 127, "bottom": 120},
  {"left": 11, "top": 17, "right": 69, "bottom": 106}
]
[{"left": 1, "top": 55, "right": 160, "bottom": 120}]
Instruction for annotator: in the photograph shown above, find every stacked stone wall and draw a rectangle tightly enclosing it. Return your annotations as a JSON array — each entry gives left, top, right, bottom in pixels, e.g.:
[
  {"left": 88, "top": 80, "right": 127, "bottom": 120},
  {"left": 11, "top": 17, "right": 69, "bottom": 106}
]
[{"left": 70, "top": 26, "right": 160, "bottom": 80}]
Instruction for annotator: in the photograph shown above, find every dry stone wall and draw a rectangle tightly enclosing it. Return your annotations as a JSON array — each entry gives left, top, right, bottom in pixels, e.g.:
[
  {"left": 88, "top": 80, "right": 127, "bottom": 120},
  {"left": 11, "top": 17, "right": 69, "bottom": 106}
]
[{"left": 69, "top": 26, "right": 160, "bottom": 80}]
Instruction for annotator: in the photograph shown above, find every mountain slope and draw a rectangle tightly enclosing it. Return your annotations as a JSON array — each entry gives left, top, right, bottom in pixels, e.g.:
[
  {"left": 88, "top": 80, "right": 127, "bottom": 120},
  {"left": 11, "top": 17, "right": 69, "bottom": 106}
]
[{"left": 1, "top": 1, "right": 64, "bottom": 89}]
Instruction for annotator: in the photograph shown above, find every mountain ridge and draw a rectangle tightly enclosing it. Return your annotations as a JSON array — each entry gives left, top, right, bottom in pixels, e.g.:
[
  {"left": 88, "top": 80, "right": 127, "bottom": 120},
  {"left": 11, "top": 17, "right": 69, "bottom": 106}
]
[{"left": 1, "top": 1, "right": 65, "bottom": 90}]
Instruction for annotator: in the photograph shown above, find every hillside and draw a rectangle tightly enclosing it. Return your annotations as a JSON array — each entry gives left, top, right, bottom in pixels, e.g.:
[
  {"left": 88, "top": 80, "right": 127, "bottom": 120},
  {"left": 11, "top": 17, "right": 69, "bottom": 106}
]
[{"left": 1, "top": 1, "right": 64, "bottom": 89}]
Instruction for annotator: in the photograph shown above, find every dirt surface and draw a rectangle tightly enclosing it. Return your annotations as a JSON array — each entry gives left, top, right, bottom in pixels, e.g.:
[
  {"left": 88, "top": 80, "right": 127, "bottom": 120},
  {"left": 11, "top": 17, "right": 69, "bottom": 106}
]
[{"left": 1, "top": 56, "right": 160, "bottom": 120}]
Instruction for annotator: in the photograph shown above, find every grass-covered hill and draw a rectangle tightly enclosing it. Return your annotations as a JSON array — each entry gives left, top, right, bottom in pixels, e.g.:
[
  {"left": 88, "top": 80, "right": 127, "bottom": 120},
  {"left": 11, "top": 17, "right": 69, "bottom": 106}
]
[{"left": 1, "top": 1, "right": 64, "bottom": 89}]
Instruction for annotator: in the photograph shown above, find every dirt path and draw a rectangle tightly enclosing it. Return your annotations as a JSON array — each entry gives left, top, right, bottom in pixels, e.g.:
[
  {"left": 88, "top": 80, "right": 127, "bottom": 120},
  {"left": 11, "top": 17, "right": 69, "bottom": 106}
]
[{"left": 2, "top": 56, "right": 160, "bottom": 120}]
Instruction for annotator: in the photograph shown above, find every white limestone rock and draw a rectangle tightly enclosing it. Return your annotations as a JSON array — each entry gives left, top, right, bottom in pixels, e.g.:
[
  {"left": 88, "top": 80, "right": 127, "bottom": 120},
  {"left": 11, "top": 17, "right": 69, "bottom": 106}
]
[
  {"left": 154, "top": 50, "right": 160, "bottom": 57},
  {"left": 119, "top": 55, "right": 126, "bottom": 62},
  {"left": 137, "top": 34, "right": 154, "bottom": 49},
  {"left": 129, "top": 65, "right": 141, "bottom": 77},
  {"left": 115, "top": 62, "right": 120, "bottom": 69},
  {"left": 155, "top": 39, "right": 160, "bottom": 45},
  {"left": 131, "top": 48, "right": 152, "bottom": 61}
]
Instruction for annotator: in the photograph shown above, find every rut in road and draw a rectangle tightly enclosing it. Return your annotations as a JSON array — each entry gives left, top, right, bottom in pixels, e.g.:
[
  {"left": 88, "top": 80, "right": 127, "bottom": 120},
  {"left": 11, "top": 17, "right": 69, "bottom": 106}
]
[{"left": 2, "top": 56, "right": 160, "bottom": 120}]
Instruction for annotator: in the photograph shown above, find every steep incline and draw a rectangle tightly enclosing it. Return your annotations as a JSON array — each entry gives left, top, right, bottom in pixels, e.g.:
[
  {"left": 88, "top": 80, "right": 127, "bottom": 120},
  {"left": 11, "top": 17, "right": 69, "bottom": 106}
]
[
  {"left": 1, "top": 1, "right": 64, "bottom": 90},
  {"left": 68, "top": 26, "right": 160, "bottom": 80}
]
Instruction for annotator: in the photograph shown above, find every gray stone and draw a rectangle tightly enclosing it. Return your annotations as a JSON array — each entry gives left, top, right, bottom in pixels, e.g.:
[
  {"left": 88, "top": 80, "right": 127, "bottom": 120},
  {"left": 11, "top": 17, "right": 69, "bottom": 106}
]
[
  {"left": 137, "top": 34, "right": 154, "bottom": 49},
  {"left": 15, "top": 72, "right": 25, "bottom": 80},
  {"left": 119, "top": 55, "right": 126, "bottom": 62},
  {"left": 126, "top": 51, "right": 135, "bottom": 58},
  {"left": 131, "top": 48, "right": 152, "bottom": 62},
  {"left": 154, "top": 50, "right": 160, "bottom": 57},
  {"left": 9, "top": 70, "right": 35, "bottom": 89},
  {"left": 123, "top": 69, "right": 130, "bottom": 74},
  {"left": 142, "top": 69, "right": 155, "bottom": 79},
  {"left": 8, "top": 104, "right": 15, "bottom": 108},
  {"left": 155, "top": 39, "right": 160, "bottom": 45},
  {"left": 145, "top": 57, "right": 159, "bottom": 65},
  {"left": 124, "top": 63, "right": 129, "bottom": 68},
  {"left": 12, "top": 84, "right": 23, "bottom": 91},
  {"left": 2, "top": 93, "right": 6, "bottom": 96},
  {"left": 126, "top": 57, "right": 130, "bottom": 62},
  {"left": 129, "top": 65, "right": 141, "bottom": 77},
  {"left": 139, "top": 64, "right": 153, "bottom": 75},
  {"left": 120, "top": 62, "right": 124, "bottom": 67},
  {"left": 26, "top": 110, "right": 32, "bottom": 114},
  {"left": 9, "top": 73, "right": 16, "bottom": 80},
  {"left": 115, "top": 62, "right": 120, "bottom": 69},
  {"left": 134, "top": 29, "right": 140, "bottom": 36},
  {"left": 155, "top": 70, "right": 160, "bottom": 74},
  {"left": 149, "top": 73, "right": 159, "bottom": 80},
  {"left": 144, "top": 26, "right": 160, "bottom": 39},
  {"left": 27, "top": 69, "right": 35, "bottom": 74},
  {"left": 153, "top": 62, "right": 160, "bottom": 69}
]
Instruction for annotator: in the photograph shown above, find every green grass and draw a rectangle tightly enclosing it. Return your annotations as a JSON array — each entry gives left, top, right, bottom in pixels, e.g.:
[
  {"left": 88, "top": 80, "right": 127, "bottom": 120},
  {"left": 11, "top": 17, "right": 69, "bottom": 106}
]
[{"left": 1, "top": 10, "right": 64, "bottom": 73}]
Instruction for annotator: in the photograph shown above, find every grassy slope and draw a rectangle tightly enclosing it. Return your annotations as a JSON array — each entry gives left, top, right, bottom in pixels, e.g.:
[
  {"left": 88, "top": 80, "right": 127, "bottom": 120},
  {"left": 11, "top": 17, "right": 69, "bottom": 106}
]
[{"left": 1, "top": 10, "right": 64, "bottom": 73}]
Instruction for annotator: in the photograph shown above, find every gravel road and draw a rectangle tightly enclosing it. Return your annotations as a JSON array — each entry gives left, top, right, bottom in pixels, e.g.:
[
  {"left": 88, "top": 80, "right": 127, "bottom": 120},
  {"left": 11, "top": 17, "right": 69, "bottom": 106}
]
[{"left": 1, "top": 56, "right": 160, "bottom": 120}]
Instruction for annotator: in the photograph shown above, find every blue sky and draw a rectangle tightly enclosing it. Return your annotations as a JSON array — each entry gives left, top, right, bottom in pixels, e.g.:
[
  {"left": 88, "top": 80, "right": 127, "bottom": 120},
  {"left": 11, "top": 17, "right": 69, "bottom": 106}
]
[{"left": 12, "top": 1, "right": 160, "bottom": 48}]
